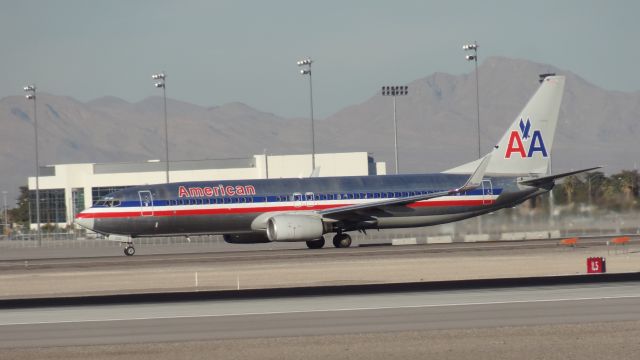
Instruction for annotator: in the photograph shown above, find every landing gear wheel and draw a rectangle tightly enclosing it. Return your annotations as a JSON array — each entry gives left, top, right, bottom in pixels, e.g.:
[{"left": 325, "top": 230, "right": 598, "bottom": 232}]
[
  {"left": 124, "top": 245, "right": 136, "bottom": 256},
  {"left": 333, "top": 233, "right": 352, "bottom": 248},
  {"left": 306, "top": 237, "right": 325, "bottom": 249}
]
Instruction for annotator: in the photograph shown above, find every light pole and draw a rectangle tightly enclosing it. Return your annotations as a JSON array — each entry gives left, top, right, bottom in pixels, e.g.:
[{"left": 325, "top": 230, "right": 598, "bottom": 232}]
[
  {"left": 2, "top": 191, "right": 7, "bottom": 232},
  {"left": 381, "top": 85, "right": 408, "bottom": 174},
  {"left": 463, "top": 41, "right": 481, "bottom": 159},
  {"left": 297, "top": 58, "right": 316, "bottom": 172},
  {"left": 152, "top": 72, "right": 169, "bottom": 183},
  {"left": 587, "top": 173, "right": 592, "bottom": 211},
  {"left": 24, "top": 84, "right": 41, "bottom": 245}
]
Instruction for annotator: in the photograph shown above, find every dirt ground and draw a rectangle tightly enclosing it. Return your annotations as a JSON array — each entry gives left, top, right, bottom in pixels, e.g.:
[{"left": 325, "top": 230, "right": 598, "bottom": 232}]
[{"left": 3, "top": 321, "right": 639, "bottom": 360}]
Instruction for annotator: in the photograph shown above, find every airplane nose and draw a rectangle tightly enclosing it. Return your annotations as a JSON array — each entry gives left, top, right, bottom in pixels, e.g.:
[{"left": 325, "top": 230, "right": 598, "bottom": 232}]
[{"left": 74, "top": 215, "right": 95, "bottom": 230}]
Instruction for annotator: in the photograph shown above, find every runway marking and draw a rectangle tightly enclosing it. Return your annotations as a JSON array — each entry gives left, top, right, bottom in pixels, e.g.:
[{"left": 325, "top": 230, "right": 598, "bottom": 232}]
[{"left": 1, "top": 294, "right": 639, "bottom": 327}]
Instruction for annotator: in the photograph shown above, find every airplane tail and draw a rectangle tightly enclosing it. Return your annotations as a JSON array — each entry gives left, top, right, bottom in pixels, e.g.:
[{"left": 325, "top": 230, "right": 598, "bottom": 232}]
[{"left": 445, "top": 75, "right": 565, "bottom": 176}]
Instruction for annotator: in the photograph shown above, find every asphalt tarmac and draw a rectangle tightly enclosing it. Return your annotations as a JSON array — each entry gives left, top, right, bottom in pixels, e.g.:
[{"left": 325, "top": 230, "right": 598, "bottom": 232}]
[
  {"left": 1, "top": 282, "right": 639, "bottom": 353},
  {"left": 0, "top": 282, "right": 640, "bottom": 360},
  {"left": 0, "top": 236, "right": 619, "bottom": 266},
  {"left": 1, "top": 238, "right": 639, "bottom": 359}
]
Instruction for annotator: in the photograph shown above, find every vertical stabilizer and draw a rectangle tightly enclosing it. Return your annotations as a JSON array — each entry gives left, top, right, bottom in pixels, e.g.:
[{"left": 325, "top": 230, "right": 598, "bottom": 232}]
[{"left": 445, "top": 75, "right": 565, "bottom": 176}]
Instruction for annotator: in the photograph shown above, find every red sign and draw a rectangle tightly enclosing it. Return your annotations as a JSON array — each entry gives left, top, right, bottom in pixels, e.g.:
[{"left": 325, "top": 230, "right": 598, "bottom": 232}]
[{"left": 586, "top": 257, "right": 606, "bottom": 274}]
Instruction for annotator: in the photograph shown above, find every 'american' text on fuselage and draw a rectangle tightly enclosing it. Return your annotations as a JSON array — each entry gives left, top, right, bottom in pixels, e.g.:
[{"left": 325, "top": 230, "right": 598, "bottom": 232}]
[{"left": 178, "top": 184, "right": 257, "bottom": 198}]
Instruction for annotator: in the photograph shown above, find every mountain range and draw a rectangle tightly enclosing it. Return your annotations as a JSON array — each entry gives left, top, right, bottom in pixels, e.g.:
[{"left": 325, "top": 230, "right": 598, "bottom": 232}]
[{"left": 1, "top": 56, "right": 639, "bottom": 204}]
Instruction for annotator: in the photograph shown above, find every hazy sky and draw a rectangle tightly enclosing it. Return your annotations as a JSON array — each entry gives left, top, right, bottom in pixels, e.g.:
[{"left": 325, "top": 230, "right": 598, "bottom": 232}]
[{"left": 1, "top": 0, "right": 637, "bottom": 118}]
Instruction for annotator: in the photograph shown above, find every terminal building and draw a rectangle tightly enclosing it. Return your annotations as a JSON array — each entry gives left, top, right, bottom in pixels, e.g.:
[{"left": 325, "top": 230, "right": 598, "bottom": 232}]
[{"left": 27, "top": 152, "right": 386, "bottom": 229}]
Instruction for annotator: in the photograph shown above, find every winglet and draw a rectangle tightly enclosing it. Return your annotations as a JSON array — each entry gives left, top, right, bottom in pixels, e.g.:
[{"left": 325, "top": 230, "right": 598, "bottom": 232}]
[{"left": 457, "top": 154, "right": 491, "bottom": 192}]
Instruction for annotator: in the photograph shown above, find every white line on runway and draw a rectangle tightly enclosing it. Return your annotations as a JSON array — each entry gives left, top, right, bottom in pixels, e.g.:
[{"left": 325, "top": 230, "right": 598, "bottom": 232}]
[{"left": 1, "top": 294, "right": 638, "bottom": 327}]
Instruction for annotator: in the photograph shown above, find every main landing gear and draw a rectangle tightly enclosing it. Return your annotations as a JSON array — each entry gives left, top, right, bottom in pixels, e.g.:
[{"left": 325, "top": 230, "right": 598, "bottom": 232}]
[
  {"left": 305, "top": 233, "right": 353, "bottom": 249},
  {"left": 332, "top": 233, "right": 352, "bottom": 248},
  {"left": 124, "top": 242, "right": 136, "bottom": 256},
  {"left": 306, "top": 236, "right": 325, "bottom": 249}
]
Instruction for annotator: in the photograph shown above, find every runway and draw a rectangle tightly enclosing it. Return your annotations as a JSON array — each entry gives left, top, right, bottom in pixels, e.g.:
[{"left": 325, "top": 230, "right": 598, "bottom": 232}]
[
  {"left": 2, "top": 281, "right": 639, "bottom": 348},
  {"left": 0, "top": 236, "right": 618, "bottom": 270}
]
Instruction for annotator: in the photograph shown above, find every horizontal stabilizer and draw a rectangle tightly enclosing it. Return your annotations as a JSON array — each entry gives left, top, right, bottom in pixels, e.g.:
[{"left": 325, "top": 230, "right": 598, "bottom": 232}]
[{"left": 518, "top": 166, "right": 602, "bottom": 187}]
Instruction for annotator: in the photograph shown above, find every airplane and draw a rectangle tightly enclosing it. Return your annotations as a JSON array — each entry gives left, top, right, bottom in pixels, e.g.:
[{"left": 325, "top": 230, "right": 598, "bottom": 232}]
[{"left": 75, "top": 75, "right": 598, "bottom": 256}]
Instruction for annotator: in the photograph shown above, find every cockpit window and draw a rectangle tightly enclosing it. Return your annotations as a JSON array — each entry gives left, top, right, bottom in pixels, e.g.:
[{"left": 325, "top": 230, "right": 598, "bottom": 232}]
[{"left": 94, "top": 199, "right": 121, "bottom": 207}]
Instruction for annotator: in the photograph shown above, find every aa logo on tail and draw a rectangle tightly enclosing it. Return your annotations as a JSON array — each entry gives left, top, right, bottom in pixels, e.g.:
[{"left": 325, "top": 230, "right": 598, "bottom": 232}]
[{"left": 504, "top": 118, "right": 548, "bottom": 159}]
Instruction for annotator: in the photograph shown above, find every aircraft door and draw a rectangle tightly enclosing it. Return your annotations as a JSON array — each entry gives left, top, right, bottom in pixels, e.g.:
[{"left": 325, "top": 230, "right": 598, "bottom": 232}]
[
  {"left": 481, "top": 179, "right": 493, "bottom": 205},
  {"left": 138, "top": 190, "right": 154, "bottom": 216}
]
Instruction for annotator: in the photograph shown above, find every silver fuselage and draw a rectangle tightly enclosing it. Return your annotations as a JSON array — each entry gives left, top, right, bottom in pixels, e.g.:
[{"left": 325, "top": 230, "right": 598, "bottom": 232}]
[{"left": 75, "top": 173, "right": 544, "bottom": 238}]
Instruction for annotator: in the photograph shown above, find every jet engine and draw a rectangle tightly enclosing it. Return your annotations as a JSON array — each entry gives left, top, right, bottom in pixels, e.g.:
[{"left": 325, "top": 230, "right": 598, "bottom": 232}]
[
  {"left": 266, "top": 214, "right": 325, "bottom": 242},
  {"left": 223, "top": 233, "right": 270, "bottom": 244}
]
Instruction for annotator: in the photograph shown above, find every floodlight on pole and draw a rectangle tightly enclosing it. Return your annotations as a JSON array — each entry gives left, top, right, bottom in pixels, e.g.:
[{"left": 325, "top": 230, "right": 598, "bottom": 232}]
[
  {"left": 539, "top": 73, "right": 556, "bottom": 84},
  {"left": 23, "top": 84, "right": 41, "bottom": 246},
  {"left": 381, "top": 85, "right": 409, "bottom": 174},
  {"left": 463, "top": 41, "right": 481, "bottom": 159},
  {"left": 297, "top": 57, "right": 316, "bottom": 172},
  {"left": 151, "top": 72, "right": 169, "bottom": 183}
]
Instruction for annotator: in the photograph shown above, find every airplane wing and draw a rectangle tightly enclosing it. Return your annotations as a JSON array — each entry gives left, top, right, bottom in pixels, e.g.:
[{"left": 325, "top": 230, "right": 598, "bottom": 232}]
[
  {"left": 318, "top": 154, "right": 491, "bottom": 218},
  {"left": 518, "top": 166, "right": 602, "bottom": 187}
]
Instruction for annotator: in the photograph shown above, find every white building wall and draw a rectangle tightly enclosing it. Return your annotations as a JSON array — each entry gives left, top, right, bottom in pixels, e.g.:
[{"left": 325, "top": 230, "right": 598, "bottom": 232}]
[{"left": 27, "top": 152, "right": 386, "bottom": 228}]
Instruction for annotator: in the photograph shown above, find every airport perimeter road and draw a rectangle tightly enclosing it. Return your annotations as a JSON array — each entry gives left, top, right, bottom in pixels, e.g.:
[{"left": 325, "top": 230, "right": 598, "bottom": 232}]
[{"left": 1, "top": 282, "right": 639, "bottom": 351}]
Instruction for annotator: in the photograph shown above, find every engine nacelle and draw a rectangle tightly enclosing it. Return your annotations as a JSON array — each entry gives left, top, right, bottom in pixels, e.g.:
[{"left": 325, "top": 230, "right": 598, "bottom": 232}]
[
  {"left": 266, "top": 214, "right": 325, "bottom": 242},
  {"left": 223, "top": 233, "right": 270, "bottom": 244}
]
